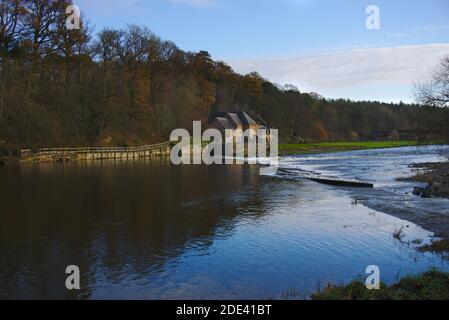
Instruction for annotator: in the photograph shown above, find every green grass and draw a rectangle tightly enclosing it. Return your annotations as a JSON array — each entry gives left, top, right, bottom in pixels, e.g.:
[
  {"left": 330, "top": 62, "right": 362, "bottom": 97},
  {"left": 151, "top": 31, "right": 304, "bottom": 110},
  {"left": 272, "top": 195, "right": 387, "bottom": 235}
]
[
  {"left": 279, "top": 140, "right": 432, "bottom": 156},
  {"left": 312, "top": 269, "right": 449, "bottom": 300}
]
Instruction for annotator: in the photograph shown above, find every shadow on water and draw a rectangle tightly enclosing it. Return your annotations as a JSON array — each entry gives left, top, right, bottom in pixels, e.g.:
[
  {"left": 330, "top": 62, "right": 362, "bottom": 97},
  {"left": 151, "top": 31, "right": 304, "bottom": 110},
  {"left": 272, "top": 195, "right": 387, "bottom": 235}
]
[{"left": 0, "top": 160, "right": 274, "bottom": 299}]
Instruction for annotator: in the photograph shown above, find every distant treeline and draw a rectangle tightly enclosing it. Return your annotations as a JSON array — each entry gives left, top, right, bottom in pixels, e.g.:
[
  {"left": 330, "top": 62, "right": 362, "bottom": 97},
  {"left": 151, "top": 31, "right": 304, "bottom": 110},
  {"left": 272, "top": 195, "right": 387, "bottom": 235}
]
[{"left": 1, "top": 0, "right": 448, "bottom": 155}]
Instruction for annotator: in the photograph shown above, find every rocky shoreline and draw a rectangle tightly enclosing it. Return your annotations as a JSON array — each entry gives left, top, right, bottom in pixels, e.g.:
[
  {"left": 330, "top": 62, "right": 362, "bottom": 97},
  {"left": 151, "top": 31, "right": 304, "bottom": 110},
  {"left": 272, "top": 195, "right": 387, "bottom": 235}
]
[
  {"left": 403, "top": 161, "right": 449, "bottom": 199},
  {"left": 313, "top": 159, "right": 449, "bottom": 300},
  {"left": 399, "top": 160, "right": 449, "bottom": 255}
]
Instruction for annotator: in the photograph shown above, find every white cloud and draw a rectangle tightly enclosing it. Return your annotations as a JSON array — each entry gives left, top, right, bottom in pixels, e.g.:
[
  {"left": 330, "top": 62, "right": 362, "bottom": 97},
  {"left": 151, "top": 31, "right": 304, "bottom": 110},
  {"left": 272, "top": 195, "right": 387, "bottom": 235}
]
[{"left": 227, "top": 44, "right": 449, "bottom": 99}]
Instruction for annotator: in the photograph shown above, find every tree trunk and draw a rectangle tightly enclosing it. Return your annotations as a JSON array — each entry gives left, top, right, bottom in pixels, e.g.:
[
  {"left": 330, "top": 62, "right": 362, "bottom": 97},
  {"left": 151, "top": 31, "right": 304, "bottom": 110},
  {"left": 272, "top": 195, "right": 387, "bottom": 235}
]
[
  {"left": 0, "top": 62, "right": 6, "bottom": 125},
  {"left": 0, "top": 81, "right": 4, "bottom": 124}
]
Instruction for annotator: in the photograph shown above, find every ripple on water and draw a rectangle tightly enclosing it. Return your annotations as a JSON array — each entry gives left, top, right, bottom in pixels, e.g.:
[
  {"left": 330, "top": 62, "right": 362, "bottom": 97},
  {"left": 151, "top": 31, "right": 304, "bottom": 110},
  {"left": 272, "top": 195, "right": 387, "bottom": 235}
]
[{"left": 1, "top": 146, "right": 449, "bottom": 299}]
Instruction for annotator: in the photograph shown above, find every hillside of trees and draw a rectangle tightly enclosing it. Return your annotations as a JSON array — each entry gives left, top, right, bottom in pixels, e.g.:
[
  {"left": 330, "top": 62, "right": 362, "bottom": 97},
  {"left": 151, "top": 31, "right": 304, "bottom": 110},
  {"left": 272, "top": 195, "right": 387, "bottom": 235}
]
[{"left": 1, "top": 0, "right": 448, "bottom": 156}]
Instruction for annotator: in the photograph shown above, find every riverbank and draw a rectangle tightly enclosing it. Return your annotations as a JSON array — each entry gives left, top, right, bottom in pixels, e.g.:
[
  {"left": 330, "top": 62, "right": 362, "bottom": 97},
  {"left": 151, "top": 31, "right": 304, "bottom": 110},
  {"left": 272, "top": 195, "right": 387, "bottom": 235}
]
[
  {"left": 280, "top": 145, "right": 449, "bottom": 299},
  {"left": 402, "top": 162, "right": 449, "bottom": 199},
  {"left": 312, "top": 269, "right": 449, "bottom": 300},
  {"left": 279, "top": 141, "right": 430, "bottom": 156},
  {"left": 1, "top": 140, "right": 437, "bottom": 162},
  {"left": 398, "top": 161, "right": 449, "bottom": 255}
]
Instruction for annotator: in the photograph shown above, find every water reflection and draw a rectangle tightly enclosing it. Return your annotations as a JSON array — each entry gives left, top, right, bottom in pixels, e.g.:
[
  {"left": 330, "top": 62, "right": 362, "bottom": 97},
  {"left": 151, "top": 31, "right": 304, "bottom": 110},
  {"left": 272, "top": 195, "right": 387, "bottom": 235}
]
[
  {"left": 0, "top": 161, "right": 271, "bottom": 299},
  {"left": 0, "top": 149, "right": 449, "bottom": 300}
]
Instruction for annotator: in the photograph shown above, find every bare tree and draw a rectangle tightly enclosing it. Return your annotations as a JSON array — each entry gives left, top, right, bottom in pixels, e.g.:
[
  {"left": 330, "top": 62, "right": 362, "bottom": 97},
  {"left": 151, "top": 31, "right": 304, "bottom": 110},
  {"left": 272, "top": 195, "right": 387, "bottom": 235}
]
[
  {"left": 416, "top": 56, "right": 449, "bottom": 108},
  {"left": 0, "top": 0, "right": 27, "bottom": 55},
  {"left": 23, "top": 0, "right": 59, "bottom": 56},
  {"left": 51, "top": 1, "right": 92, "bottom": 83},
  {"left": 416, "top": 56, "right": 449, "bottom": 143},
  {"left": 0, "top": 0, "right": 27, "bottom": 124}
]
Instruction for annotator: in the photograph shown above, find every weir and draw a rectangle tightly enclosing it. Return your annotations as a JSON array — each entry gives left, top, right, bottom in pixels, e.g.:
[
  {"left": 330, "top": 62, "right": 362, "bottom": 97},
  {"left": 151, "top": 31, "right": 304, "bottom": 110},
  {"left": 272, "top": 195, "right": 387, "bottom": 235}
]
[
  {"left": 276, "top": 167, "right": 374, "bottom": 188},
  {"left": 20, "top": 142, "right": 171, "bottom": 163}
]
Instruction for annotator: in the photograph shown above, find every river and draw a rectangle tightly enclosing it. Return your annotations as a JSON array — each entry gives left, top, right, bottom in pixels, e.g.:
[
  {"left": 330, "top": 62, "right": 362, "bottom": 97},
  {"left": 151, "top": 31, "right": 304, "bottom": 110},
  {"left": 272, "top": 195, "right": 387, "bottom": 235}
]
[{"left": 0, "top": 145, "right": 448, "bottom": 299}]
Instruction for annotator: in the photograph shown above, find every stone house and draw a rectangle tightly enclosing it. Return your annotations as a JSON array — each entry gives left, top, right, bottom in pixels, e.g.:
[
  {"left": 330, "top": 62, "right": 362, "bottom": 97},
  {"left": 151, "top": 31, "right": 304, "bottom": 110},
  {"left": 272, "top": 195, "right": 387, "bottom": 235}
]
[{"left": 208, "top": 111, "right": 270, "bottom": 143}]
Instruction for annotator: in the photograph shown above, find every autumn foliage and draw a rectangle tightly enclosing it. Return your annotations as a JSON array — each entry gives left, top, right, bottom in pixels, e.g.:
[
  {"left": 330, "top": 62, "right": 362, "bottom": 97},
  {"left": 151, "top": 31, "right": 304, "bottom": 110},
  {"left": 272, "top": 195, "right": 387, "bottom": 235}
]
[{"left": 0, "top": 1, "right": 448, "bottom": 156}]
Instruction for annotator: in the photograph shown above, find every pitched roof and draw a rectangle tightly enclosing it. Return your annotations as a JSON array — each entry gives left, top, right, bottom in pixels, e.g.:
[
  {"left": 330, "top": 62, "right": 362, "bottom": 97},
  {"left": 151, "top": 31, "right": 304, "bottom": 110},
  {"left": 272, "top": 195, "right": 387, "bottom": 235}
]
[
  {"left": 239, "top": 111, "right": 258, "bottom": 126},
  {"left": 227, "top": 113, "right": 243, "bottom": 127},
  {"left": 213, "top": 117, "right": 234, "bottom": 130},
  {"left": 208, "top": 112, "right": 227, "bottom": 124},
  {"left": 209, "top": 110, "right": 259, "bottom": 128}
]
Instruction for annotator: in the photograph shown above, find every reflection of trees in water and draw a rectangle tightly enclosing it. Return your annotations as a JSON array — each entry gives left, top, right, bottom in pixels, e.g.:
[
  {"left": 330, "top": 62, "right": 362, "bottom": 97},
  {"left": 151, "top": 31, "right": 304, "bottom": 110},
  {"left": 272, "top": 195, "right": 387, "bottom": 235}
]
[{"left": 0, "top": 162, "right": 276, "bottom": 299}]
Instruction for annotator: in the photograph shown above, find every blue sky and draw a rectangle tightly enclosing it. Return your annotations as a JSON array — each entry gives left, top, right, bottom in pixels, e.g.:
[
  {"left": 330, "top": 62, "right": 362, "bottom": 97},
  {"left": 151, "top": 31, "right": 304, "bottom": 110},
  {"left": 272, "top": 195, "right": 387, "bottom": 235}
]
[{"left": 76, "top": 0, "right": 449, "bottom": 103}]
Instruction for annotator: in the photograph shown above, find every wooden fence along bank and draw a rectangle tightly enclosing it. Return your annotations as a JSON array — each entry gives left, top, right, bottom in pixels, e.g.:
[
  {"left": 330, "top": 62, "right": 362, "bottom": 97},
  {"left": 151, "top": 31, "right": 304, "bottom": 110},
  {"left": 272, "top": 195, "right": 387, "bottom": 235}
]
[{"left": 20, "top": 142, "right": 171, "bottom": 163}]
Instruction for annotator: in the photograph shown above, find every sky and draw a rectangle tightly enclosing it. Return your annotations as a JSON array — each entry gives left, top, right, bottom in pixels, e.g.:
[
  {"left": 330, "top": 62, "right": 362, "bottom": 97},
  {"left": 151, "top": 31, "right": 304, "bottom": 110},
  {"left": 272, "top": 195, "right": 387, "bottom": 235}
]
[{"left": 75, "top": 0, "right": 449, "bottom": 103}]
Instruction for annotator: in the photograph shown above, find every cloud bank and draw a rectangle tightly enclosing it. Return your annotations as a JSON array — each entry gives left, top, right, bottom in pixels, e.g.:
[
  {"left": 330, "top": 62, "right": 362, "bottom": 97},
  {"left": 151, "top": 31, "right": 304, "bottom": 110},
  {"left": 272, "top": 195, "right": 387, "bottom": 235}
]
[{"left": 228, "top": 44, "right": 449, "bottom": 101}]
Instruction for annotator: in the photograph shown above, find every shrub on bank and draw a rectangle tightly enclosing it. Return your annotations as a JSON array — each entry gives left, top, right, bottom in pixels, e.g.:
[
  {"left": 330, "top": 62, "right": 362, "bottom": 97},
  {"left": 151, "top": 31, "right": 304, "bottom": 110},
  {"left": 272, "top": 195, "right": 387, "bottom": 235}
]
[{"left": 312, "top": 269, "right": 449, "bottom": 300}]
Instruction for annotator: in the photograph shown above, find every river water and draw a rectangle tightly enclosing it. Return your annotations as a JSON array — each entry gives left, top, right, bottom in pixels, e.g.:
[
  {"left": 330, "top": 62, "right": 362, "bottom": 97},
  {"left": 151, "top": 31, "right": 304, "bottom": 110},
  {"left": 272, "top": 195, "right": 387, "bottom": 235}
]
[{"left": 0, "top": 146, "right": 449, "bottom": 299}]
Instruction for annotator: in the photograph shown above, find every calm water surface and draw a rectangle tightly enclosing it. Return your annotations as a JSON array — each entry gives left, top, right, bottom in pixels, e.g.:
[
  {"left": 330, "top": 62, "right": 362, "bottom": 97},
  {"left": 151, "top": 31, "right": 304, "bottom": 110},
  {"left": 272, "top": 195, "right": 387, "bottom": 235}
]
[{"left": 0, "top": 146, "right": 449, "bottom": 299}]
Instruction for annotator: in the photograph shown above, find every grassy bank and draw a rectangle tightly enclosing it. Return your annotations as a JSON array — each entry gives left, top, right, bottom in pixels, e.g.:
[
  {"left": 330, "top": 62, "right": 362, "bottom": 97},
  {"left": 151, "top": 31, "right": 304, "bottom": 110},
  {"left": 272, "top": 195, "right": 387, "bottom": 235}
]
[
  {"left": 312, "top": 269, "right": 449, "bottom": 300},
  {"left": 279, "top": 141, "right": 434, "bottom": 156}
]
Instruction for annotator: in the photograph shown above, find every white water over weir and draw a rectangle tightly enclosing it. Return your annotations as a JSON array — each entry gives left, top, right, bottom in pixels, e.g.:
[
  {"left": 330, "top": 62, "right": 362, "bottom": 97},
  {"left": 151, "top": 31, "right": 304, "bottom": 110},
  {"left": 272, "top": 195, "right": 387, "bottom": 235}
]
[{"left": 20, "top": 142, "right": 171, "bottom": 162}]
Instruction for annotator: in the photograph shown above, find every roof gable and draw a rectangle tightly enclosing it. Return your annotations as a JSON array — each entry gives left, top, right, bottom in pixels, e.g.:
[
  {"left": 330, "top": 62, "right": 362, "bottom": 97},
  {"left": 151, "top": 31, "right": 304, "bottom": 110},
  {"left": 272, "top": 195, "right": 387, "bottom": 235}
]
[
  {"left": 209, "top": 110, "right": 259, "bottom": 128},
  {"left": 227, "top": 113, "right": 243, "bottom": 127},
  {"left": 239, "top": 111, "right": 258, "bottom": 126},
  {"left": 213, "top": 117, "right": 234, "bottom": 130}
]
